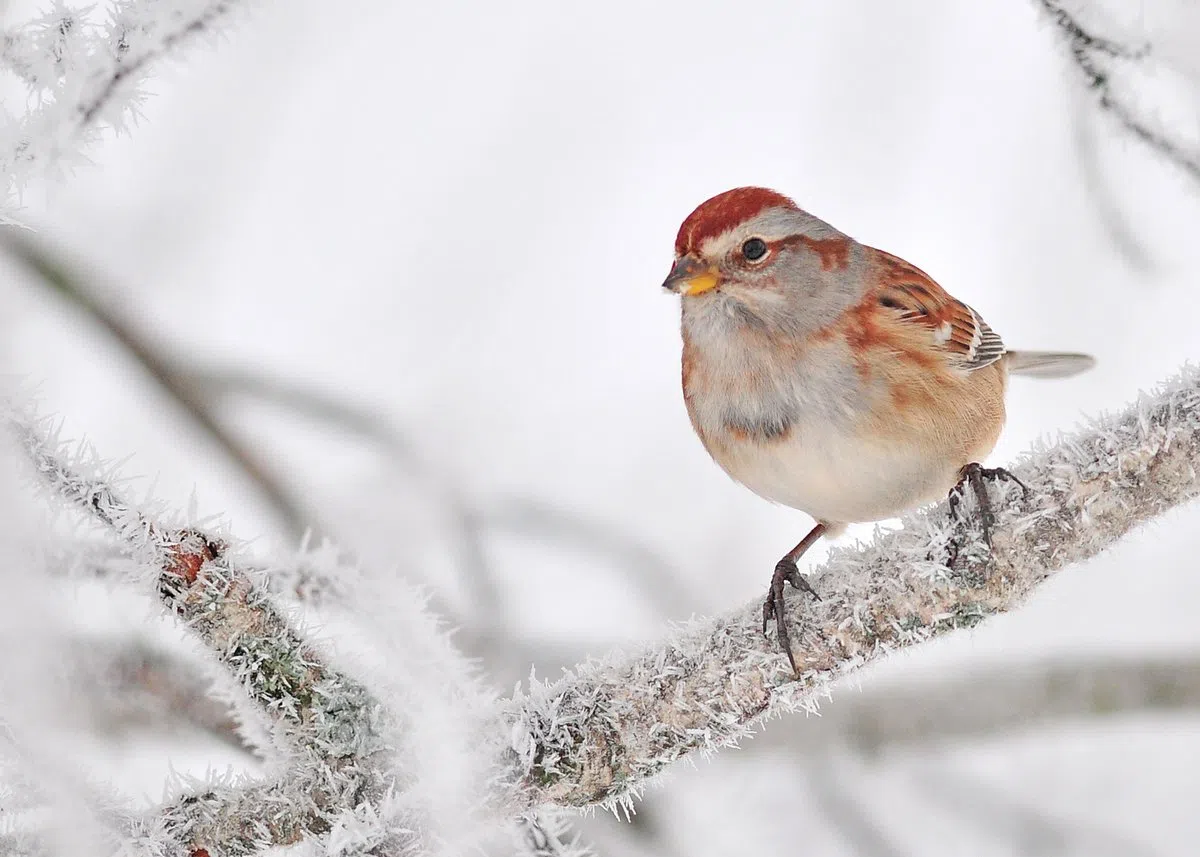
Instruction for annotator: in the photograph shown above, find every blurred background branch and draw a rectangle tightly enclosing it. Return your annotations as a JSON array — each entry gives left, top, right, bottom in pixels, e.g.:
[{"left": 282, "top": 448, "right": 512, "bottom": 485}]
[
  {"left": 1, "top": 228, "right": 317, "bottom": 541},
  {"left": 1036, "top": 0, "right": 1200, "bottom": 184},
  {"left": 915, "top": 766, "right": 1157, "bottom": 856}
]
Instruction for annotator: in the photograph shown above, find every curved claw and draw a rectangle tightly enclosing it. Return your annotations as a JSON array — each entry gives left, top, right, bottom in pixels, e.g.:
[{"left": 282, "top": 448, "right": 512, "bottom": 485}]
[
  {"left": 946, "top": 463, "right": 1032, "bottom": 565},
  {"left": 761, "top": 558, "right": 821, "bottom": 678}
]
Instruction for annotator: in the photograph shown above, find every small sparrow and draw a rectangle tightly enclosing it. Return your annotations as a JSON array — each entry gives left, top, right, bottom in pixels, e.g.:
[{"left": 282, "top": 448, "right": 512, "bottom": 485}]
[{"left": 663, "top": 187, "right": 1094, "bottom": 674}]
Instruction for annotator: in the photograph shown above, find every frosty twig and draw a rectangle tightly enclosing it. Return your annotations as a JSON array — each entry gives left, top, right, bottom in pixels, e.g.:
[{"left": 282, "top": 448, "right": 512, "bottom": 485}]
[
  {"left": 1035, "top": 0, "right": 1200, "bottom": 183},
  {"left": 11, "top": 419, "right": 398, "bottom": 854},
  {"left": 1, "top": 0, "right": 241, "bottom": 208}
]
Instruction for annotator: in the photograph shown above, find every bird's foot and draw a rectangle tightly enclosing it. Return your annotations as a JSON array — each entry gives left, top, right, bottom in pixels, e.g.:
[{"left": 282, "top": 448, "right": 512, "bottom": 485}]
[
  {"left": 945, "top": 463, "right": 1030, "bottom": 567},
  {"left": 762, "top": 558, "right": 821, "bottom": 677}
]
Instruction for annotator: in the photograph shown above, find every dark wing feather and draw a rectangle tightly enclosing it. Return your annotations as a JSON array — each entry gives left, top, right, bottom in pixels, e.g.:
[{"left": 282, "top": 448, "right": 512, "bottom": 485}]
[{"left": 869, "top": 248, "right": 1005, "bottom": 372}]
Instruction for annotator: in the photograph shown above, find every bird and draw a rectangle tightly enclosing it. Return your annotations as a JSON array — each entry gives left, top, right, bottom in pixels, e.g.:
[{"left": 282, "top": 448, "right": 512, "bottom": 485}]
[{"left": 662, "top": 186, "right": 1094, "bottom": 675}]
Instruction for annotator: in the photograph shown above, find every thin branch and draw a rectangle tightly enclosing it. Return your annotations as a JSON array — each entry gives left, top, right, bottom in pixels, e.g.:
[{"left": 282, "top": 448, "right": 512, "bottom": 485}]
[
  {"left": 915, "top": 767, "right": 1157, "bottom": 856},
  {"left": 1035, "top": 0, "right": 1200, "bottom": 183},
  {"left": 1070, "top": 85, "right": 1154, "bottom": 270},
  {"left": 78, "top": 2, "right": 234, "bottom": 128},
  {"left": 189, "top": 365, "right": 682, "bottom": 622},
  {"left": 69, "top": 634, "right": 245, "bottom": 752},
  {"left": 0, "top": 1, "right": 242, "bottom": 206},
  {"left": 192, "top": 367, "right": 684, "bottom": 645},
  {"left": 806, "top": 756, "right": 911, "bottom": 857},
  {"left": 480, "top": 498, "right": 682, "bottom": 618},
  {"left": 502, "top": 366, "right": 1200, "bottom": 810},
  {"left": 1034, "top": 0, "right": 1147, "bottom": 59},
  {"left": 186, "top": 366, "right": 412, "bottom": 457},
  {"left": 752, "top": 655, "right": 1200, "bottom": 755},
  {"left": 186, "top": 364, "right": 500, "bottom": 621},
  {"left": 2, "top": 229, "right": 315, "bottom": 541},
  {"left": 0, "top": 4, "right": 90, "bottom": 90}
]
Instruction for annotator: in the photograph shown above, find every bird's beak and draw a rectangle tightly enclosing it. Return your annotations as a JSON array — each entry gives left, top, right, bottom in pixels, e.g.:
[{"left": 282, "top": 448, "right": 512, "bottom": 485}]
[{"left": 662, "top": 256, "right": 721, "bottom": 296}]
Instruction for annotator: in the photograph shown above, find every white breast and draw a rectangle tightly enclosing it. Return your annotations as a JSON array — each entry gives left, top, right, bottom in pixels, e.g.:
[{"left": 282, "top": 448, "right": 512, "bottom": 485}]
[{"left": 710, "top": 419, "right": 959, "bottom": 525}]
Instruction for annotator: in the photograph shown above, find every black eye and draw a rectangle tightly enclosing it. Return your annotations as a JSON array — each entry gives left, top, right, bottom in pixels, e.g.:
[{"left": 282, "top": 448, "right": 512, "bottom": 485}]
[{"left": 742, "top": 238, "right": 768, "bottom": 261}]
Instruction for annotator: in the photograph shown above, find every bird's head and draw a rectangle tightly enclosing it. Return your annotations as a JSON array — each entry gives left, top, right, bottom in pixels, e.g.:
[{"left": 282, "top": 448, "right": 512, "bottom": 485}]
[{"left": 663, "top": 187, "right": 860, "bottom": 335}]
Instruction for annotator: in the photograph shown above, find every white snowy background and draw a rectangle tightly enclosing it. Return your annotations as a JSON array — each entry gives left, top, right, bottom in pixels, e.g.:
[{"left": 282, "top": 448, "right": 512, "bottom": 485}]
[{"left": 3, "top": 0, "right": 1200, "bottom": 855}]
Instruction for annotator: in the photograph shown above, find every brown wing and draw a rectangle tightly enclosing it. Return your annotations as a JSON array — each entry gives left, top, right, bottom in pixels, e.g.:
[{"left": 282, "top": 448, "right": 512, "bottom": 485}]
[{"left": 867, "top": 248, "right": 1005, "bottom": 372}]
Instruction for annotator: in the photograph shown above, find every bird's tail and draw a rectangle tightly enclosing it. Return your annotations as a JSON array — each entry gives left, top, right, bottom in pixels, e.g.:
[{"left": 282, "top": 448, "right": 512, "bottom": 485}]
[{"left": 1004, "top": 350, "right": 1096, "bottom": 379}]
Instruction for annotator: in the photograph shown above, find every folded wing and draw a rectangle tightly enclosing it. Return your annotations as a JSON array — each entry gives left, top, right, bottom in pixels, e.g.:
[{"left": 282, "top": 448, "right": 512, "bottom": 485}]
[{"left": 868, "top": 248, "right": 1005, "bottom": 373}]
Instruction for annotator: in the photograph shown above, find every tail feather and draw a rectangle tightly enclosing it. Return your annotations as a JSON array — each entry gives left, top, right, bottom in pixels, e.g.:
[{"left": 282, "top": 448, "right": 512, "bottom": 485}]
[{"left": 1005, "top": 350, "right": 1096, "bottom": 379}]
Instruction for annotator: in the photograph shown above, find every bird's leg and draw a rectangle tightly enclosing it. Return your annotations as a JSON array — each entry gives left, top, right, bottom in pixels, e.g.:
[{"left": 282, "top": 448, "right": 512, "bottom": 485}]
[
  {"left": 762, "top": 522, "right": 826, "bottom": 677},
  {"left": 946, "top": 463, "right": 1030, "bottom": 566}
]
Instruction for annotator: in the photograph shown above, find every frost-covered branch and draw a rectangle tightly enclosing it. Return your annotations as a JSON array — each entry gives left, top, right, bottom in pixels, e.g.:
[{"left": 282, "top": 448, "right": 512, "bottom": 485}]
[
  {"left": 75, "top": 1, "right": 235, "bottom": 127},
  {"left": 13, "top": 364, "right": 1200, "bottom": 847},
  {"left": 10, "top": 418, "right": 403, "bottom": 854},
  {"left": 9, "top": 410, "right": 533, "bottom": 855},
  {"left": 503, "top": 367, "right": 1200, "bottom": 810},
  {"left": 64, "top": 609, "right": 1200, "bottom": 776},
  {"left": 0, "top": 0, "right": 241, "bottom": 209},
  {"left": 1035, "top": 0, "right": 1200, "bottom": 183},
  {"left": 61, "top": 595, "right": 1200, "bottom": 762}
]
